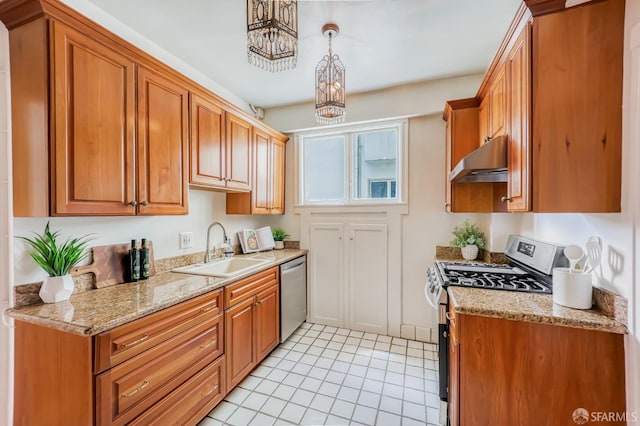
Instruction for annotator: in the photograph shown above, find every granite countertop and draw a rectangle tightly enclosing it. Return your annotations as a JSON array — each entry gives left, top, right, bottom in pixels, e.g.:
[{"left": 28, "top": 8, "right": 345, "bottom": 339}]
[
  {"left": 448, "top": 287, "right": 627, "bottom": 334},
  {"left": 6, "top": 249, "right": 307, "bottom": 336},
  {"left": 434, "top": 250, "right": 627, "bottom": 334}
]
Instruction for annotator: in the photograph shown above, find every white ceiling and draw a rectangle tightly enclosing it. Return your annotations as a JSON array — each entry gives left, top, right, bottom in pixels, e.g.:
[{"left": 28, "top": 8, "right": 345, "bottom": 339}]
[{"left": 87, "top": 0, "right": 521, "bottom": 108}]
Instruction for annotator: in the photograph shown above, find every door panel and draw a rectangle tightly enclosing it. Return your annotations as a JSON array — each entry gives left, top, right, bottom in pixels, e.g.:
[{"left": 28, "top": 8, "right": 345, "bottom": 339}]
[
  {"left": 348, "top": 224, "right": 388, "bottom": 334},
  {"left": 270, "top": 137, "right": 286, "bottom": 214},
  {"left": 226, "top": 113, "right": 251, "bottom": 191},
  {"left": 137, "top": 66, "right": 188, "bottom": 215},
  {"left": 308, "top": 223, "right": 344, "bottom": 327},
  {"left": 189, "top": 93, "right": 225, "bottom": 188},
  {"left": 51, "top": 21, "right": 135, "bottom": 215},
  {"left": 225, "top": 297, "right": 256, "bottom": 389},
  {"left": 252, "top": 128, "right": 271, "bottom": 213},
  {"left": 256, "top": 284, "right": 280, "bottom": 361}
]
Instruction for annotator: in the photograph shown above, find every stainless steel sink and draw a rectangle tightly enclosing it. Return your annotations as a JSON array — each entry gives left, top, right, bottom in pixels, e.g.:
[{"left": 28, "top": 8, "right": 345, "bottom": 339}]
[{"left": 173, "top": 257, "right": 270, "bottom": 278}]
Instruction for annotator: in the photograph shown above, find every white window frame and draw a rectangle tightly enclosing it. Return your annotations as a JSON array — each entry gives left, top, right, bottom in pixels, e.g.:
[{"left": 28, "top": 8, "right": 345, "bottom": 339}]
[{"left": 294, "top": 119, "right": 408, "bottom": 208}]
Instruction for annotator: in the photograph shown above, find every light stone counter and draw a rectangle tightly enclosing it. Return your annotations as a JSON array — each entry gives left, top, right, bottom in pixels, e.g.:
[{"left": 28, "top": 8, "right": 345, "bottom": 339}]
[
  {"left": 448, "top": 287, "right": 627, "bottom": 334},
  {"left": 6, "top": 249, "right": 307, "bottom": 336}
]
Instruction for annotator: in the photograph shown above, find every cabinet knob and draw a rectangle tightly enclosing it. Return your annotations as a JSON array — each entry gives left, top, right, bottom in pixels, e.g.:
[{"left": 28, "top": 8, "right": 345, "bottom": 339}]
[
  {"left": 128, "top": 200, "right": 138, "bottom": 206},
  {"left": 501, "top": 196, "right": 512, "bottom": 203},
  {"left": 140, "top": 201, "right": 149, "bottom": 207},
  {"left": 445, "top": 203, "right": 451, "bottom": 208}
]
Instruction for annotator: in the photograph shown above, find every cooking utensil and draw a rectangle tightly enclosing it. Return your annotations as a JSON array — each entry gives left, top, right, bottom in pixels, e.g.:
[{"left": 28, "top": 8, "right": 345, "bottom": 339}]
[
  {"left": 584, "top": 236, "right": 602, "bottom": 275},
  {"left": 564, "top": 244, "right": 584, "bottom": 273}
]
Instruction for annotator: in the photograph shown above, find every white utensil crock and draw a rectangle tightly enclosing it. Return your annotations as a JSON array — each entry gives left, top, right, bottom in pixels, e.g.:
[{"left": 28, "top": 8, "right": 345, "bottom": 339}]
[{"left": 552, "top": 268, "right": 592, "bottom": 309}]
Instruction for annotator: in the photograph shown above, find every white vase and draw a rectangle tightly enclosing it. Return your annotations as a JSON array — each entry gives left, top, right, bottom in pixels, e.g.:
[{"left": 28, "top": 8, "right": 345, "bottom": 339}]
[
  {"left": 39, "top": 275, "right": 74, "bottom": 303},
  {"left": 461, "top": 244, "right": 479, "bottom": 261},
  {"left": 274, "top": 241, "right": 285, "bottom": 250}
]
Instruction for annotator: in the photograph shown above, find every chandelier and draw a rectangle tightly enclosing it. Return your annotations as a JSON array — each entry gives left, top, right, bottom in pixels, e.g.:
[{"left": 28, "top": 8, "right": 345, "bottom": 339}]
[
  {"left": 315, "top": 23, "right": 346, "bottom": 125},
  {"left": 247, "top": 0, "right": 298, "bottom": 71}
]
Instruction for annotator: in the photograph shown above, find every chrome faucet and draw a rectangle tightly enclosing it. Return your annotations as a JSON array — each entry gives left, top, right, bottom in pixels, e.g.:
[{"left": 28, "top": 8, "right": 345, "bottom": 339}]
[{"left": 204, "top": 221, "right": 229, "bottom": 263}]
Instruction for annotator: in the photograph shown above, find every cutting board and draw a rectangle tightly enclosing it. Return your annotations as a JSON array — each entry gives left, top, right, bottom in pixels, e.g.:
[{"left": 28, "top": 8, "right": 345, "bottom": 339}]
[{"left": 71, "top": 242, "right": 156, "bottom": 288}]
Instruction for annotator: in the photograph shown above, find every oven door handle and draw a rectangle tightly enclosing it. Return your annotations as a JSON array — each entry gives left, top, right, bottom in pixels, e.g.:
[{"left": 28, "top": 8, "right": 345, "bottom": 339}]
[{"left": 424, "top": 281, "right": 442, "bottom": 310}]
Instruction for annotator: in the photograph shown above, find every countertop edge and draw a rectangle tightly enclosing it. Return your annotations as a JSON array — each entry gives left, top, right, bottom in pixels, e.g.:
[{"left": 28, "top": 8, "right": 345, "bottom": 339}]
[
  {"left": 6, "top": 249, "right": 308, "bottom": 336},
  {"left": 448, "top": 288, "right": 627, "bottom": 335}
]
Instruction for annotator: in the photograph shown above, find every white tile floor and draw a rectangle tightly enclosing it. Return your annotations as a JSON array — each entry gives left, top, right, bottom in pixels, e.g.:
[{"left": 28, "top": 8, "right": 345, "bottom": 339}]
[{"left": 200, "top": 323, "right": 441, "bottom": 426}]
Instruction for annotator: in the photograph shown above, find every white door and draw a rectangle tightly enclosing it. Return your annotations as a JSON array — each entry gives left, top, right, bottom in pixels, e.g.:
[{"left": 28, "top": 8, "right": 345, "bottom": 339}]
[
  {"left": 308, "top": 223, "right": 344, "bottom": 327},
  {"left": 348, "top": 223, "right": 388, "bottom": 334}
]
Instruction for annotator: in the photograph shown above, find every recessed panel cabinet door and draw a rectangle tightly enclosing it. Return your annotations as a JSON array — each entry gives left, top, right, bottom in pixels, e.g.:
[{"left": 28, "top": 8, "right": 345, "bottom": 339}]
[
  {"left": 51, "top": 21, "right": 135, "bottom": 215},
  {"left": 226, "top": 113, "right": 252, "bottom": 191},
  {"left": 255, "top": 284, "right": 280, "bottom": 360},
  {"left": 308, "top": 223, "right": 345, "bottom": 327},
  {"left": 270, "top": 137, "right": 286, "bottom": 214},
  {"left": 189, "top": 93, "right": 226, "bottom": 188},
  {"left": 225, "top": 297, "right": 256, "bottom": 390},
  {"left": 137, "top": 66, "right": 189, "bottom": 215},
  {"left": 348, "top": 224, "right": 388, "bottom": 334},
  {"left": 252, "top": 128, "right": 271, "bottom": 214}
]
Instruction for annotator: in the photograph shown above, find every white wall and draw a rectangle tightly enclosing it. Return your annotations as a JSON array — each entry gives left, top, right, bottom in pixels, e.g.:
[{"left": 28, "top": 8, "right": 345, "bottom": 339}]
[
  {"left": 13, "top": 191, "right": 279, "bottom": 285},
  {"left": 265, "top": 75, "right": 490, "bottom": 339},
  {"left": 0, "top": 21, "right": 12, "bottom": 426}
]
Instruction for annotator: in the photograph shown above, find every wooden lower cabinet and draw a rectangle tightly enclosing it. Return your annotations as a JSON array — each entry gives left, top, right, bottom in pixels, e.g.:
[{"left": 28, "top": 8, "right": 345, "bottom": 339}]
[
  {"left": 225, "top": 267, "right": 280, "bottom": 389},
  {"left": 449, "top": 310, "right": 626, "bottom": 426}
]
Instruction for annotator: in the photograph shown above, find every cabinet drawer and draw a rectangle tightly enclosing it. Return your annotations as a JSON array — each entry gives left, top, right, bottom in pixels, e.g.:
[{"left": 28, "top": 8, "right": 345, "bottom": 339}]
[
  {"left": 95, "top": 289, "right": 222, "bottom": 373},
  {"left": 96, "top": 314, "right": 223, "bottom": 425},
  {"left": 129, "top": 356, "right": 225, "bottom": 426},
  {"left": 224, "top": 266, "right": 279, "bottom": 308}
]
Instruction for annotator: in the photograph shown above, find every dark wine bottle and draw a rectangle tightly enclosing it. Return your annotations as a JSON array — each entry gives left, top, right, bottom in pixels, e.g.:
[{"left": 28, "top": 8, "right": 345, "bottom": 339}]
[
  {"left": 129, "top": 239, "right": 140, "bottom": 282},
  {"left": 140, "top": 238, "right": 150, "bottom": 279}
]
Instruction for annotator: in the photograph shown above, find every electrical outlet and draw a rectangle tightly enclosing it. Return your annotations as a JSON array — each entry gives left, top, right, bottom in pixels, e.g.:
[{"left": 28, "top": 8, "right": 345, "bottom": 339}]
[{"left": 179, "top": 232, "right": 193, "bottom": 249}]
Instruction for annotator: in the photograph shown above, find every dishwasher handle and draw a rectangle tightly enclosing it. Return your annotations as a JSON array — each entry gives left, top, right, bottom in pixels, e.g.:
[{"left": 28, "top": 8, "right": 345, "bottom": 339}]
[{"left": 281, "top": 257, "right": 306, "bottom": 273}]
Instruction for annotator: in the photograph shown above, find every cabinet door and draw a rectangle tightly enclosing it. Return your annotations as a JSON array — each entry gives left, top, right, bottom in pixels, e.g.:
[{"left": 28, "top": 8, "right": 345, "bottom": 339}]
[
  {"left": 252, "top": 128, "right": 271, "bottom": 214},
  {"left": 506, "top": 22, "right": 531, "bottom": 212},
  {"left": 478, "top": 97, "right": 489, "bottom": 145},
  {"left": 308, "top": 223, "right": 345, "bottom": 327},
  {"left": 270, "top": 136, "right": 286, "bottom": 214},
  {"left": 51, "top": 21, "right": 136, "bottom": 215},
  {"left": 489, "top": 65, "right": 506, "bottom": 138},
  {"left": 225, "top": 297, "right": 256, "bottom": 390},
  {"left": 255, "top": 284, "right": 280, "bottom": 361},
  {"left": 137, "top": 66, "right": 189, "bottom": 215},
  {"left": 449, "top": 328, "right": 460, "bottom": 426},
  {"left": 189, "top": 93, "right": 226, "bottom": 188},
  {"left": 226, "top": 112, "right": 252, "bottom": 191},
  {"left": 347, "top": 224, "right": 388, "bottom": 334}
]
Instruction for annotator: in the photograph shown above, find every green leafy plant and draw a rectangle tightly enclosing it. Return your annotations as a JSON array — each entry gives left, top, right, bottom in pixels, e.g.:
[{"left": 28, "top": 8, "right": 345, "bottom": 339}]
[
  {"left": 450, "top": 219, "right": 486, "bottom": 249},
  {"left": 17, "top": 222, "right": 94, "bottom": 276},
  {"left": 272, "top": 227, "right": 290, "bottom": 242}
]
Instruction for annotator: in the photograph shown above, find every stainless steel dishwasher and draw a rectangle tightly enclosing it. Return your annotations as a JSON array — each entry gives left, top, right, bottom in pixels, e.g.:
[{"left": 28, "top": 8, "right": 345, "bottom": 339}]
[{"left": 280, "top": 256, "right": 307, "bottom": 342}]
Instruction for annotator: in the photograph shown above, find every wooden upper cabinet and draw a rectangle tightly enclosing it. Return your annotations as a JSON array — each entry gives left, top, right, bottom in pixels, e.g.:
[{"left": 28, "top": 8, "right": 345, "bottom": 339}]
[
  {"left": 531, "top": 0, "right": 623, "bottom": 212},
  {"left": 505, "top": 21, "right": 531, "bottom": 212},
  {"left": 51, "top": 21, "right": 136, "bottom": 216},
  {"left": 443, "top": 99, "right": 505, "bottom": 213},
  {"left": 488, "top": 65, "right": 506, "bottom": 139},
  {"left": 226, "top": 127, "right": 287, "bottom": 215},
  {"left": 477, "top": 97, "right": 489, "bottom": 146},
  {"left": 189, "top": 93, "right": 226, "bottom": 188},
  {"left": 225, "top": 113, "right": 252, "bottom": 191},
  {"left": 137, "top": 66, "right": 189, "bottom": 215}
]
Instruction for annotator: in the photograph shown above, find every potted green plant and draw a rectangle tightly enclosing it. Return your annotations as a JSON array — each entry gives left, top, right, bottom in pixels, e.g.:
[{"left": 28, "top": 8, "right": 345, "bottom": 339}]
[
  {"left": 18, "top": 222, "right": 94, "bottom": 303},
  {"left": 450, "top": 219, "right": 486, "bottom": 260},
  {"left": 272, "top": 227, "right": 289, "bottom": 250}
]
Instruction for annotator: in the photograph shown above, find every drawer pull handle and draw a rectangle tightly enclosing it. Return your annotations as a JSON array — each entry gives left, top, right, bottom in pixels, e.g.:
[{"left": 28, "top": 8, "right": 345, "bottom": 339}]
[
  {"left": 120, "top": 380, "right": 149, "bottom": 398},
  {"left": 200, "top": 339, "right": 217, "bottom": 349},
  {"left": 121, "top": 334, "right": 149, "bottom": 348},
  {"left": 200, "top": 304, "right": 217, "bottom": 313},
  {"left": 202, "top": 384, "right": 219, "bottom": 397}
]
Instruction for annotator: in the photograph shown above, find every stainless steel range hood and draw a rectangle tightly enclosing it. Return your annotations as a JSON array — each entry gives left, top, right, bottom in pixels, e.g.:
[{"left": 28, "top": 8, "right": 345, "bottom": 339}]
[{"left": 449, "top": 135, "right": 508, "bottom": 183}]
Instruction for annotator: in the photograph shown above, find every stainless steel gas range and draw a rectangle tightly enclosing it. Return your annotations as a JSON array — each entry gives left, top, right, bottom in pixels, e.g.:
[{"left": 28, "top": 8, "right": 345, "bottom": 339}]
[{"left": 425, "top": 235, "right": 568, "bottom": 425}]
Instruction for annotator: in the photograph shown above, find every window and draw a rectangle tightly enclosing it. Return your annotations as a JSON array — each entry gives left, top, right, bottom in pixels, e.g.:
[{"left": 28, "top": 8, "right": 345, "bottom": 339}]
[{"left": 297, "top": 120, "right": 406, "bottom": 206}]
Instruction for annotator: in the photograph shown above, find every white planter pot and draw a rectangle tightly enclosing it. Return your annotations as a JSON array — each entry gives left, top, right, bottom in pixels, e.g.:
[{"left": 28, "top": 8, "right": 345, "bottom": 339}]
[
  {"left": 274, "top": 241, "right": 285, "bottom": 250},
  {"left": 39, "top": 274, "right": 74, "bottom": 303},
  {"left": 461, "top": 244, "right": 479, "bottom": 261}
]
